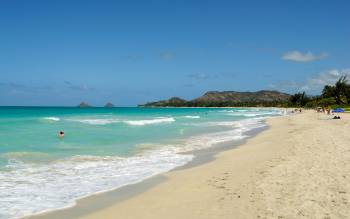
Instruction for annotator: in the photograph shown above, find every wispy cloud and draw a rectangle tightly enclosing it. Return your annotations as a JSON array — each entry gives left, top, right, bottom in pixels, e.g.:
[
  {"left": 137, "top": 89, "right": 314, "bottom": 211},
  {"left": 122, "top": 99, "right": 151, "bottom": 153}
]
[
  {"left": 160, "top": 51, "right": 175, "bottom": 60},
  {"left": 188, "top": 73, "right": 235, "bottom": 81},
  {"left": 0, "top": 81, "right": 95, "bottom": 94},
  {"left": 64, "top": 81, "right": 95, "bottom": 91},
  {"left": 188, "top": 73, "right": 218, "bottom": 80},
  {"left": 301, "top": 69, "right": 350, "bottom": 92},
  {"left": 269, "top": 68, "right": 350, "bottom": 94},
  {"left": 281, "top": 51, "right": 328, "bottom": 62},
  {"left": 0, "top": 82, "right": 52, "bottom": 91},
  {"left": 268, "top": 80, "right": 300, "bottom": 90}
]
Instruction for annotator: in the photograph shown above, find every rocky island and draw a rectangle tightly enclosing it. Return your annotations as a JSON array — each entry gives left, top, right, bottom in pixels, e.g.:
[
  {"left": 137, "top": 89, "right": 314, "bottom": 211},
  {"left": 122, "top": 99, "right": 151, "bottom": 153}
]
[
  {"left": 77, "top": 102, "right": 91, "bottom": 108},
  {"left": 104, "top": 102, "right": 115, "bottom": 108}
]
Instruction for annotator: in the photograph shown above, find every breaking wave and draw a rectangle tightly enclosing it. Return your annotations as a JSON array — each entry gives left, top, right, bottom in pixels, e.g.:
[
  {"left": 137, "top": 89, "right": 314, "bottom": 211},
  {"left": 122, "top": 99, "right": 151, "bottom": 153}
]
[{"left": 124, "top": 117, "right": 175, "bottom": 126}]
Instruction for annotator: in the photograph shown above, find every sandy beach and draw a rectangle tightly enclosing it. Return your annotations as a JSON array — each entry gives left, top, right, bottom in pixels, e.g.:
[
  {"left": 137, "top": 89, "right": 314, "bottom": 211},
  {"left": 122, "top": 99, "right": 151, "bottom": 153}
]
[
  {"left": 30, "top": 111, "right": 350, "bottom": 219},
  {"left": 3, "top": 1, "right": 348, "bottom": 218}
]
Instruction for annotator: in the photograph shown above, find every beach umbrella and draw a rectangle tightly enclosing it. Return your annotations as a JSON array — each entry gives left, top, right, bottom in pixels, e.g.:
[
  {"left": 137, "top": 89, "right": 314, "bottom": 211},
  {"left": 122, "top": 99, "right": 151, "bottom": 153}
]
[{"left": 332, "top": 108, "right": 345, "bottom": 113}]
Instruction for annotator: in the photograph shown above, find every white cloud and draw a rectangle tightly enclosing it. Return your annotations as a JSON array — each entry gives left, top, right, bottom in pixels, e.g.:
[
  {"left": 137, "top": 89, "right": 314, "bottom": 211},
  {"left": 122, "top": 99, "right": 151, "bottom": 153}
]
[
  {"left": 282, "top": 51, "right": 328, "bottom": 62},
  {"left": 188, "top": 72, "right": 235, "bottom": 81},
  {"left": 64, "top": 81, "right": 95, "bottom": 91},
  {"left": 188, "top": 73, "right": 216, "bottom": 80},
  {"left": 302, "top": 69, "right": 350, "bottom": 91},
  {"left": 268, "top": 80, "right": 299, "bottom": 90},
  {"left": 161, "top": 51, "right": 175, "bottom": 60},
  {"left": 268, "top": 69, "right": 350, "bottom": 94}
]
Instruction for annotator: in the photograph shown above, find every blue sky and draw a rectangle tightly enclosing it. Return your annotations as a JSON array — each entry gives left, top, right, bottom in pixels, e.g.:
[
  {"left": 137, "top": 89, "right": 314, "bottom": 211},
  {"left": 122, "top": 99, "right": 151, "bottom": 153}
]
[{"left": 0, "top": 0, "right": 349, "bottom": 106}]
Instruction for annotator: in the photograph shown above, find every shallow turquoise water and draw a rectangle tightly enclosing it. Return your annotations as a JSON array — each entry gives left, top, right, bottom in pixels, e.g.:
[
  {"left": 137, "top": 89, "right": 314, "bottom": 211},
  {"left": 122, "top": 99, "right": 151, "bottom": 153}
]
[{"left": 0, "top": 107, "right": 283, "bottom": 218}]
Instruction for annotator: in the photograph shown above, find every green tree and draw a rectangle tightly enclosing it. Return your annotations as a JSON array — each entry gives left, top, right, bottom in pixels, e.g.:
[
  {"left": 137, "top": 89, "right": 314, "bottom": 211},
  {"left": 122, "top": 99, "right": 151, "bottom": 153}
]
[
  {"left": 333, "top": 76, "right": 348, "bottom": 104},
  {"left": 289, "top": 91, "right": 309, "bottom": 107},
  {"left": 322, "top": 85, "right": 335, "bottom": 98}
]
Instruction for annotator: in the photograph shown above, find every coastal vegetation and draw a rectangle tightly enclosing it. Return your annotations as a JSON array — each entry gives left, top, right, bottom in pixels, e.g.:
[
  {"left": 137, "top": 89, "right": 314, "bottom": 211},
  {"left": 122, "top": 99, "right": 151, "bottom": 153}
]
[{"left": 289, "top": 76, "right": 350, "bottom": 109}]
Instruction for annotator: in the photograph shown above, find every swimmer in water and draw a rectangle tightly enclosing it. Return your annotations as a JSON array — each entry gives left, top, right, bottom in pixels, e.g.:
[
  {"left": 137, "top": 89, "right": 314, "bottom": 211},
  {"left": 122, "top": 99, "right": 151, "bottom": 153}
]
[{"left": 59, "top": 131, "right": 65, "bottom": 138}]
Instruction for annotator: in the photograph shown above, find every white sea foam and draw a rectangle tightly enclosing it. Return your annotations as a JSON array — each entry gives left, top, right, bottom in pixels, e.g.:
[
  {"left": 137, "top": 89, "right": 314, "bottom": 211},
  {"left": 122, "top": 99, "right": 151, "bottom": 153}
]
[
  {"left": 67, "top": 117, "right": 176, "bottom": 126},
  {"left": 124, "top": 117, "right": 175, "bottom": 126},
  {"left": 135, "top": 119, "right": 263, "bottom": 155},
  {"left": 67, "top": 118, "right": 120, "bottom": 125},
  {"left": 0, "top": 151, "right": 193, "bottom": 219},
  {"left": 183, "top": 115, "right": 200, "bottom": 119},
  {"left": 178, "top": 129, "right": 246, "bottom": 152},
  {"left": 43, "top": 117, "right": 60, "bottom": 121},
  {"left": 224, "top": 111, "right": 283, "bottom": 117},
  {"left": 205, "top": 117, "right": 264, "bottom": 127}
]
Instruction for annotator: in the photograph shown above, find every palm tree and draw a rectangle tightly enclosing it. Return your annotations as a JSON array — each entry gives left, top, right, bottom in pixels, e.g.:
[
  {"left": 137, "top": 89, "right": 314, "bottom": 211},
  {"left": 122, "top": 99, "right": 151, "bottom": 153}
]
[
  {"left": 322, "top": 85, "right": 335, "bottom": 98},
  {"left": 334, "top": 76, "right": 348, "bottom": 104},
  {"left": 289, "top": 91, "right": 309, "bottom": 106}
]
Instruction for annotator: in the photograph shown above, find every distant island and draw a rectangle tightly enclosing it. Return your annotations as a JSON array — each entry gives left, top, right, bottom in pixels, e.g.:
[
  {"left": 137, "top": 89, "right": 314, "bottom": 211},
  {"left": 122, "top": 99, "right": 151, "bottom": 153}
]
[
  {"left": 76, "top": 102, "right": 116, "bottom": 108},
  {"left": 104, "top": 102, "right": 115, "bottom": 108},
  {"left": 78, "top": 102, "right": 91, "bottom": 108},
  {"left": 139, "top": 90, "right": 290, "bottom": 107}
]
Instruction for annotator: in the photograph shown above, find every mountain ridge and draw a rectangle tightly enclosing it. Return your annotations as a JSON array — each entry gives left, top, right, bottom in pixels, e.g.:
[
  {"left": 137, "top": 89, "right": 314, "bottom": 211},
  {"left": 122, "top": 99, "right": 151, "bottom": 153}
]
[{"left": 139, "top": 90, "right": 290, "bottom": 107}]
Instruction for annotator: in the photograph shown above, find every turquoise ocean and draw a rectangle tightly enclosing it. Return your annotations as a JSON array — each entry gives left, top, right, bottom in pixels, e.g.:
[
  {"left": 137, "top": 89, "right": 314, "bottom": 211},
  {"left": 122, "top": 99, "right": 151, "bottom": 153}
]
[{"left": 0, "top": 107, "right": 285, "bottom": 218}]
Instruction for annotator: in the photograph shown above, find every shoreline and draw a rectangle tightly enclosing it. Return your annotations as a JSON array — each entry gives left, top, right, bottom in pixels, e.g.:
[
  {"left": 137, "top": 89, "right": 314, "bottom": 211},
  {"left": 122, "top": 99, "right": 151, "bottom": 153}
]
[
  {"left": 80, "top": 111, "right": 350, "bottom": 218},
  {"left": 79, "top": 110, "right": 349, "bottom": 219},
  {"left": 27, "top": 117, "right": 272, "bottom": 219},
  {"left": 29, "top": 110, "right": 350, "bottom": 219}
]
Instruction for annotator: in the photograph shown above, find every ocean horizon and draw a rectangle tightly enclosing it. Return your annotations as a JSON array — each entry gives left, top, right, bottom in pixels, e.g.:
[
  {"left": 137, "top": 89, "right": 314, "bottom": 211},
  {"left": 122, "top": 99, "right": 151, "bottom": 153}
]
[{"left": 0, "top": 107, "right": 284, "bottom": 218}]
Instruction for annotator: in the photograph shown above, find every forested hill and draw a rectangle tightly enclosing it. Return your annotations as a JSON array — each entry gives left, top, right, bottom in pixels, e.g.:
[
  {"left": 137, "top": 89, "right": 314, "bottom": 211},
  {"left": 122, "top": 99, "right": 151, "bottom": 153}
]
[{"left": 139, "top": 90, "right": 291, "bottom": 107}]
